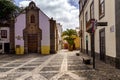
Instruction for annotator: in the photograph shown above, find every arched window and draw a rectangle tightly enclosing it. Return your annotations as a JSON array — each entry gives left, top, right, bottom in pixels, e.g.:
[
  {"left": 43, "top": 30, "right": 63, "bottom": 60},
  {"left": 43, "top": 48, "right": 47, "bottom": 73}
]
[{"left": 31, "top": 15, "right": 35, "bottom": 23}]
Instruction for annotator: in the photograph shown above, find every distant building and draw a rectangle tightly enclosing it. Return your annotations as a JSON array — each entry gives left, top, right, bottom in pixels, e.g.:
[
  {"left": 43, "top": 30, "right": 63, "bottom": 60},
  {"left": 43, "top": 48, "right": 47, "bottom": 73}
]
[
  {"left": 62, "top": 28, "right": 80, "bottom": 50},
  {"left": 79, "top": 0, "right": 120, "bottom": 68},
  {"left": 0, "top": 1, "right": 61, "bottom": 55},
  {"left": 74, "top": 27, "right": 80, "bottom": 50},
  {"left": 56, "top": 23, "right": 63, "bottom": 50},
  {"left": 0, "top": 19, "right": 14, "bottom": 54}
]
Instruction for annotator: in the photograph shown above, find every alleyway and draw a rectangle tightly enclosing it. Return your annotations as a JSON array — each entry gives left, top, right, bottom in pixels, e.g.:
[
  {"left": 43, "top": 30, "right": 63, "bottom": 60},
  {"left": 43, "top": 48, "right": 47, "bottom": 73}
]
[{"left": 0, "top": 50, "right": 120, "bottom": 80}]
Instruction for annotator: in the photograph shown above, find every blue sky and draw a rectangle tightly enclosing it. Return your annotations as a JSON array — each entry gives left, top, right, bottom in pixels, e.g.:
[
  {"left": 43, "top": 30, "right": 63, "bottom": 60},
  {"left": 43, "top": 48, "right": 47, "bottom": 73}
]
[
  {"left": 15, "top": 0, "right": 79, "bottom": 8},
  {"left": 68, "top": 0, "right": 79, "bottom": 8},
  {"left": 14, "top": 0, "right": 20, "bottom": 5},
  {"left": 14, "top": 0, "right": 79, "bottom": 30}
]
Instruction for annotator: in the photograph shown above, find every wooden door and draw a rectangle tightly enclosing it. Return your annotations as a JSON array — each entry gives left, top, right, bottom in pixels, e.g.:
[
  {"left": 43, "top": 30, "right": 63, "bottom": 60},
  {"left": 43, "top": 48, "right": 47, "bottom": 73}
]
[
  {"left": 90, "top": 34, "right": 94, "bottom": 57},
  {"left": 99, "top": 28, "right": 106, "bottom": 61},
  {"left": 4, "top": 43, "right": 10, "bottom": 53},
  {"left": 28, "top": 34, "right": 38, "bottom": 53},
  {"left": 86, "top": 36, "right": 88, "bottom": 54}
]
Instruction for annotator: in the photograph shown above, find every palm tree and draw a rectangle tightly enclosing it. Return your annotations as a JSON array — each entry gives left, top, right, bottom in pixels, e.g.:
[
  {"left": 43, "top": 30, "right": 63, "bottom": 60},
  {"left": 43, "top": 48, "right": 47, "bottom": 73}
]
[
  {"left": 62, "top": 29, "right": 77, "bottom": 51},
  {"left": 0, "top": 0, "right": 20, "bottom": 23}
]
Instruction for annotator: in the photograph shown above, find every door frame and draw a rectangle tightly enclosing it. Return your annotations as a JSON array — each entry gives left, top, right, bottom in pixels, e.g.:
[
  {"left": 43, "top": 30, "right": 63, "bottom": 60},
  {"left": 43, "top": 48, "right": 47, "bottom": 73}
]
[
  {"left": 28, "top": 34, "right": 38, "bottom": 53},
  {"left": 4, "top": 43, "right": 10, "bottom": 53},
  {"left": 99, "top": 28, "right": 106, "bottom": 61}
]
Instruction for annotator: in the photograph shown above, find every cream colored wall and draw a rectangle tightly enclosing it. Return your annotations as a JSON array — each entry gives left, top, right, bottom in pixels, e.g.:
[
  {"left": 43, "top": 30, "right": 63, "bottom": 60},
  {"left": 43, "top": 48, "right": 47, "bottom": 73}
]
[
  {"left": 83, "top": 0, "right": 92, "bottom": 51},
  {"left": 0, "top": 27, "right": 10, "bottom": 53},
  {"left": 87, "top": 33, "right": 91, "bottom": 51},
  {"left": 94, "top": 0, "right": 116, "bottom": 57},
  {"left": 57, "top": 23, "right": 62, "bottom": 50},
  {"left": 0, "top": 27, "right": 10, "bottom": 43},
  {"left": 80, "top": 12, "right": 85, "bottom": 50},
  {"left": 83, "top": 0, "right": 116, "bottom": 57},
  {"left": 94, "top": 0, "right": 100, "bottom": 54},
  {"left": 104, "top": 0, "right": 116, "bottom": 57}
]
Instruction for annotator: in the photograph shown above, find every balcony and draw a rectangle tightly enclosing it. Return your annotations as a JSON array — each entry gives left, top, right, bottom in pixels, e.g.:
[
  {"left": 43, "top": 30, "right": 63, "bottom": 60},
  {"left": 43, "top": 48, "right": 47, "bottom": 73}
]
[{"left": 86, "top": 19, "right": 95, "bottom": 33}]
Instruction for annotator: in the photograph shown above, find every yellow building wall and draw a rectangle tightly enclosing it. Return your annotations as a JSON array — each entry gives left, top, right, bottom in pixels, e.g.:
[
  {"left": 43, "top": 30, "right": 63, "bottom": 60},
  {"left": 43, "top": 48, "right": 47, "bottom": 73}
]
[
  {"left": 41, "top": 46, "right": 50, "bottom": 54},
  {"left": 74, "top": 37, "right": 80, "bottom": 49},
  {"left": 15, "top": 46, "right": 24, "bottom": 55},
  {"left": 15, "top": 46, "right": 50, "bottom": 55}
]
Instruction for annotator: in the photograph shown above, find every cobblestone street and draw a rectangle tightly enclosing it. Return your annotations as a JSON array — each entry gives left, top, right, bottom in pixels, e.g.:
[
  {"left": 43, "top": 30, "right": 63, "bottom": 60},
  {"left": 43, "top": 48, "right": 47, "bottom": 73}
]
[{"left": 0, "top": 50, "right": 120, "bottom": 80}]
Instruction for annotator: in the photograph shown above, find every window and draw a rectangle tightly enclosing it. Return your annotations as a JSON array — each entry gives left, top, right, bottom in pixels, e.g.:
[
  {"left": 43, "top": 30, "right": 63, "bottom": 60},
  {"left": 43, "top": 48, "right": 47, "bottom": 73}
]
[
  {"left": 30, "top": 15, "right": 35, "bottom": 23},
  {"left": 85, "top": 12, "right": 88, "bottom": 25},
  {"left": 90, "top": 1, "right": 94, "bottom": 19},
  {"left": 99, "top": 0, "right": 105, "bottom": 19},
  {"left": 1, "top": 30, "right": 7, "bottom": 38}
]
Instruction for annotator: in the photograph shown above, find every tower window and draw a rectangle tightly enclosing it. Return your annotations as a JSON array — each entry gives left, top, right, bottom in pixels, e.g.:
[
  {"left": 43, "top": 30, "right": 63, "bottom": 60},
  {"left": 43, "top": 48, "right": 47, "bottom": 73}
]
[{"left": 31, "top": 15, "right": 35, "bottom": 23}]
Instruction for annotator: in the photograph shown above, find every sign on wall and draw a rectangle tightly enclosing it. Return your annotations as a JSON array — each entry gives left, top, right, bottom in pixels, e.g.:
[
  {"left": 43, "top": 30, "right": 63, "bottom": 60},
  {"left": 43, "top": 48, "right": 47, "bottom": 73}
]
[
  {"left": 16, "top": 35, "right": 23, "bottom": 40},
  {"left": 110, "top": 25, "right": 114, "bottom": 32}
]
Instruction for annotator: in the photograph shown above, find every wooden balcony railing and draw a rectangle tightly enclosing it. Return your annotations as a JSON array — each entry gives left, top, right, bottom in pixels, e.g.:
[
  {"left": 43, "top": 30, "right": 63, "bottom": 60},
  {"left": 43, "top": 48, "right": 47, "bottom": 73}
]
[{"left": 86, "top": 19, "right": 95, "bottom": 33}]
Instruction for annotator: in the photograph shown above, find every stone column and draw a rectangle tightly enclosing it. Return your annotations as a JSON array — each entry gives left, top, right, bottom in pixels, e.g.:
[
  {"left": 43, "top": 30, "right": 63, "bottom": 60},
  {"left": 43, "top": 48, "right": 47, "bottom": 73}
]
[
  {"left": 9, "top": 20, "right": 15, "bottom": 54},
  {"left": 49, "top": 18, "right": 56, "bottom": 54}
]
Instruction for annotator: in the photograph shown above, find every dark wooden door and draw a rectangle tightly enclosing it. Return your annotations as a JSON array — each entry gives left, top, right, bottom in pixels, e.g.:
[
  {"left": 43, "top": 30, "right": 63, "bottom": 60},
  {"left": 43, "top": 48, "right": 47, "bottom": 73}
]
[
  {"left": 28, "top": 34, "right": 38, "bottom": 53},
  {"left": 4, "top": 43, "right": 10, "bottom": 53},
  {"left": 100, "top": 29, "right": 106, "bottom": 61},
  {"left": 90, "top": 34, "right": 94, "bottom": 57},
  {"left": 86, "top": 40, "right": 88, "bottom": 54}
]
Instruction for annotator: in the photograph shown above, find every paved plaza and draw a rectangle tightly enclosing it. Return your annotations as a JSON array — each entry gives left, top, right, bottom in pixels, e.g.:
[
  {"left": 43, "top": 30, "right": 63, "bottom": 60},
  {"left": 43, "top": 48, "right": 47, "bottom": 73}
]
[{"left": 0, "top": 50, "right": 119, "bottom": 80}]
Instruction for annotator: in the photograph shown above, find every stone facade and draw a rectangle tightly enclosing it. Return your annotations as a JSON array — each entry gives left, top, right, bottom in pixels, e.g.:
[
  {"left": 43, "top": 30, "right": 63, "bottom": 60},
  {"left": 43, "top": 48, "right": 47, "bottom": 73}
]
[
  {"left": 23, "top": 2, "right": 42, "bottom": 54},
  {"left": 49, "top": 18, "right": 56, "bottom": 53},
  {"left": 9, "top": 20, "right": 15, "bottom": 53}
]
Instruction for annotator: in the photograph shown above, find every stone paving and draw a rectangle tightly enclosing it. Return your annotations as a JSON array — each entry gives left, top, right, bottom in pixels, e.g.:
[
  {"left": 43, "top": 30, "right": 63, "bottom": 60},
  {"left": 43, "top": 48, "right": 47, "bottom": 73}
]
[{"left": 0, "top": 50, "right": 119, "bottom": 80}]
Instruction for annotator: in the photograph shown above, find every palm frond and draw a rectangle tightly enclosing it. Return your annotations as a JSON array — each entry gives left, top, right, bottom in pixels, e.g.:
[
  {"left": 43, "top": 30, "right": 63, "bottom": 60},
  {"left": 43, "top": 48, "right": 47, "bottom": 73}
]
[{"left": 62, "top": 29, "right": 78, "bottom": 45}]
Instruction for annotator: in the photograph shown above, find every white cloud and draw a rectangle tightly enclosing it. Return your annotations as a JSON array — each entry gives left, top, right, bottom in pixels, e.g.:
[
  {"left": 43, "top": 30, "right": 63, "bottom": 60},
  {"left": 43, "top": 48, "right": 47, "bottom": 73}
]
[
  {"left": 19, "top": 1, "right": 31, "bottom": 7},
  {"left": 18, "top": 0, "right": 79, "bottom": 31}
]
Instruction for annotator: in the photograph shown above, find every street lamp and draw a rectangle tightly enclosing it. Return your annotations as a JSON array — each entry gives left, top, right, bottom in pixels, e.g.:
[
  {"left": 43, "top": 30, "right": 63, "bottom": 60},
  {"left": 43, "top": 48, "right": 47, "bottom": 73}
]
[
  {"left": 91, "top": 20, "right": 96, "bottom": 69},
  {"left": 91, "top": 20, "right": 107, "bottom": 69}
]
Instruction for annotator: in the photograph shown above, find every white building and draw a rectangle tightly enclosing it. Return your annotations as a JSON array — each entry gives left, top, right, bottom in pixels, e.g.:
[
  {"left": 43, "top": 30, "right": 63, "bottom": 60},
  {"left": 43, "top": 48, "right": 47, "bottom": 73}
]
[
  {"left": 79, "top": 0, "right": 120, "bottom": 68},
  {"left": 0, "top": 27, "right": 10, "bottom": 53},
  {"left": 56, "top": 23, "right": 62, "bottom": 50}
]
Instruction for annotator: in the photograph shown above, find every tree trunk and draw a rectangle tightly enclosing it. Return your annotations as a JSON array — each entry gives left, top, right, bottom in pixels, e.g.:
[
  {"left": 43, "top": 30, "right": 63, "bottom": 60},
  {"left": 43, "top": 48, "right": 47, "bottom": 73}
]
[{"left": 68, "top": 45, "right": 73, "bottom": 51}]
